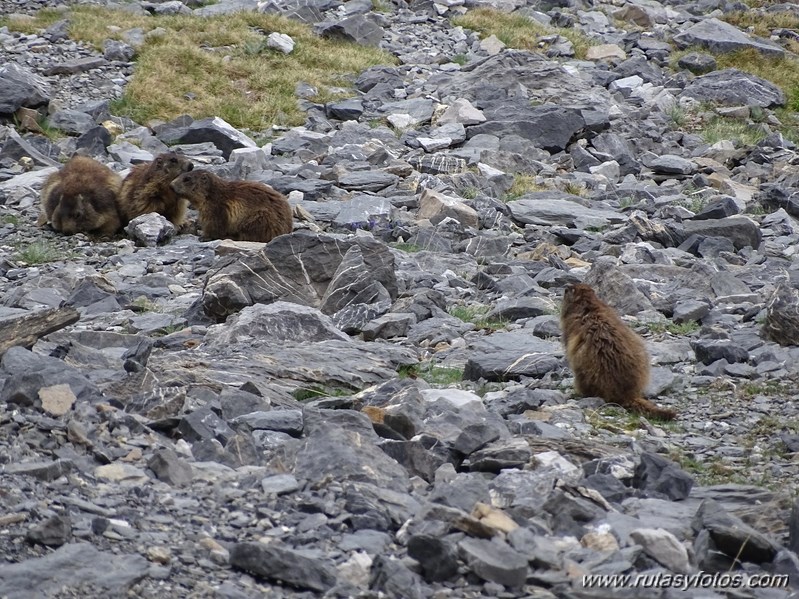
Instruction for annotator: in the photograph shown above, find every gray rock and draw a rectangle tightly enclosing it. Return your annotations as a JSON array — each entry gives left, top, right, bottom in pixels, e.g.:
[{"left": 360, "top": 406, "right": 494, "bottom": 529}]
[
  {"left": 458, "top": 537, "right": 528, "bottom": 587},
  {"left": 103, "top": 39, "right": 136, "bottom": 61},
  {"left": 318, "top": 15, "right": 384, "bottom": 47},
  {"left": 407, "top": 535, "right": 459, "bottom": 582},
  {"left": 632, "top": 453, "right": 694, "bottom": 501},
  {"left": 507, "top": 192, "right": 623, "bottom": 229},
  {"left": 486, "top": 297, "right": 552, "bottom": 322},
  {"left": 680, "top": 68, "right": 785, "bottom": 108},
  {"left": 266, "top": 32, "right": 295, "bottom": 54},
  {"left": 463, "top": 331, "right": 561, "bottom": 382},
  {"left": 325, "top": 98, "right": 363, "bottom": 121},
  {"left": 202, "top": 231, "right": 398, "bottom": 321},
  {"left": 629, "top": 528, "right": 691, "bottom": 574},
  {"left": 26, "top": 514, "right": 72, "bottom": 547},
  {"left": 260, "top": 473, "right": 300, "bottom": 495},
  {"left": 48, "top": 109, "right": 96, "bottom": 136},
  {"left": 147, "top": 448, "right": 193, "bottom": 486},
  {"left": 0, "top": 63, "right": 50, "bottom": 114},
  {"left": 467, "top": 104, "right": 584, "bottom": 153},
  {"left": 171, "top": 116, "right": 257, "bottom": 159},
  {"left": 230, "top": 542, "right": 337, "bottom": 592},
  {"left": 469, "top": 437, "right": 532, "bottom": 472},
  {"left": 677, "top": 52, "right": 717, "bottom": 75},
  {"left": 674, "top": 18, "right": 785, "bottom": 57},
  {"left": 691, "top": 338, "right": 749, "bottom": 365},
  {"left": 361, "top": 312, "right": 415, "bottom": 341},
  {"left": 125, "top": 212, "right": 176, "bottom": 246},
  {"left": 290, "top": 420, "right": 411, "bottom": 492},
  {"left": 233, "top": 409, "right": 304, "bottom": 435},
  {"left": 682, "top": 215, "right": 762, "bottom": 251},
  {"left": 0, "top": 542, "right": 148, "bottom": 598},
  {"left": 3, "top": 459, "right": 74, "bottom": 481},
  {"left": 0, "top": 346, "right": 101, "bottom": 407},
  {"left": 337, "top": 170, "right": 398, "bottom": 192},
  {"left": 320, "top": 243, "right": 394, "bottom": 315},
  {"left": 205, "top": 302, "right": 349, "bottom": 346},
  {"left": 649, "top": 155, "right": 695, "bottom": 176},
  {"left": 692, "top": 498, "right": 779, "bottom": 564},
  {"left": 763, "top": 282, "right": 799, "bottom": 346},
  {"left": 43, "top": 56, "right": 107, "bottom": 76}
]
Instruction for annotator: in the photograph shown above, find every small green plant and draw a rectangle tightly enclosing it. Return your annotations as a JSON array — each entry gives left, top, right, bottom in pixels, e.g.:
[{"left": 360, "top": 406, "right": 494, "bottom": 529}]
[
  {"left": 292, "top": 385, "right": 352, "bottom": 401},
  {"left": 398, "top": 362, "right": 464, "bottom": 385},
  {"left": 1, "top": 214, "right": 20, "bottom": 226},
  {"left": 13, "top": 240, "right": 62, "bottom": 264},
  {"left": 371, "top": 0, "right": 391, "bottom": 13},
  {"left": 504, "top": 173, "right": 546, "bottom": 201},
  {"left": 646, "top": 321, "right": 700, "bottom": 335},
  {"left": 668, "top": 105, "right": 687, "bottom": 128},
  {"left": 562, "top": 181, "right": 585, "bottom": 197},
  {"left": 390, "top": 242, "right": 423, "bottom": 253},
  {"left": 448, "top": 304, "right": 508, "bottom": 331},
  {"left": 451, "top": 53, "right": 469, "bottom": 66},
  {"left": 130, "top": 297, "right": 160, "bottom": 313},
  {"left": 461, "top": 186, "right": 479, "bottom": 200}
]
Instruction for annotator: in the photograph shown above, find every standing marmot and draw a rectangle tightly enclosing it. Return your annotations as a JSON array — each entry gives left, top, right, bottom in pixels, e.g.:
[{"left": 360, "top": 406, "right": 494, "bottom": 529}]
[
  {"left": 117, "top": 152, "right": 194, "bottom": 226},
  {"left": 38, "top": 155, "right": 123, "bottom": 237},
  {"left": 561, "top": 283, "right": 677, "bottom": 420},
  {"left": 170, "top": 170, "right": 293, "bottom": 243}
]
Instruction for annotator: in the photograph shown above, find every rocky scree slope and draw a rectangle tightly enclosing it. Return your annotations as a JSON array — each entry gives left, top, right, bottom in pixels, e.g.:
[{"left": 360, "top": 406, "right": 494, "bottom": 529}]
[{"left": 2, "top": 0, "right": 799, "bottom": 597}]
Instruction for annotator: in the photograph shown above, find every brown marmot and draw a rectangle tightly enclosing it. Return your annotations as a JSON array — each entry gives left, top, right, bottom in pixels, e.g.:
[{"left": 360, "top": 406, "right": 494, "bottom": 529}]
[
  {"left": 561, "top": 283, "right": 677, "bottom": 420},
  {"left": 117, "top": 152, "right": 194, "bottom": 226},
  {"left": 38, "top": 155, "right": 123, "bottom": 237},
  {"left": 170, "top": 170, "right": 293, "bottom": 243}
]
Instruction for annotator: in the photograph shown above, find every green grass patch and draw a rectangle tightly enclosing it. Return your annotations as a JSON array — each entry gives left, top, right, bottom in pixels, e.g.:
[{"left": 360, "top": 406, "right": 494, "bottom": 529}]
[
  {"left": 1, "top": 7, "right": 395, "bottom": 131},
  {"left": 390, "top": 242, "right": 423, "bottom": 253},
  {"left": 646, "top": 321, "right": 700, "bottom": 336},
  {"left": 13, "top": 240, "right": 63, "bottom": 264},
  {"left": 453, "top": 8, "right": 595, "bottom": 60},
  {"left": 448, "top": 304, "right": 507, "bottom": 331},
  {"left": 292, "top": 386, "right": 353, "bottom": 401},
  {"left": 398, "top": 362, "right": 464, "bottom": 385},
  {"left": 1, "top": 214, "right": 20, "bottom": 226},
  {"left": 503, "top": 173, "right": 547, "bottom": 201}
]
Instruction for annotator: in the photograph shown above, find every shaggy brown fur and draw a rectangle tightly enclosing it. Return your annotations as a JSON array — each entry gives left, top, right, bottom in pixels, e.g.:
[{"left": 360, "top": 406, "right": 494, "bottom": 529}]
[
  {"left": 117, "top": 152, "right": 193, "bottom": 226},
  {"left": 561, "top": 283, "right": 677, "bottom": 420},
  {"left": 170, "top": 170, "right": 293, "bottom": 243},
  {"left": 38, "top": 155, "right": 122, "bottom": 237}
]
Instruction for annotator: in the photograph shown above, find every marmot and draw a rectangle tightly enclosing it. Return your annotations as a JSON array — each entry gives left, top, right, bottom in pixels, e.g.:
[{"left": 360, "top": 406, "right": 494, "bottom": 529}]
[
  {"left": 170, "top": 170, "right": 293, "bottom": 243},
  {"left": 561, "top": 283, "right": 677, "bottom": 420},
  {"left": 117, "top": 152, "right": 194, "bottom": 226},
  {"left": 38, "top": 155, "right": 123, "bottom": 237}
]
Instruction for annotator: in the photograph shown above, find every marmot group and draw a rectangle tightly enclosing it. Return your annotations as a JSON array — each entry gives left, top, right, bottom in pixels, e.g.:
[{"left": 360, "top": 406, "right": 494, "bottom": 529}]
[
  {"left": 170, "top": 170, "right": 293, "bottom": 243},
  {"left": 38, "top": 155, "right": 123, "bottom": 237},
  {"left": 561, "top": 283, "right": 677, "bottom": 420},
  {"left": 117, "top": 152, "right": 194, "bottom": 226}
]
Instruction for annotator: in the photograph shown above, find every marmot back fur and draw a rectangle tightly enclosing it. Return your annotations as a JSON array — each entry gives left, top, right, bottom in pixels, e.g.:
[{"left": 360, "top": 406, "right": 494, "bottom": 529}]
[
  {"left": 38, "top": 155, "right": 122, "bottom": 237},
  {"left": 561, "top": 283, "right": 677, "bottom": 420},
  {"left": 170, "top": 170, "right": 293, "bottom": 243},
  {"left": 117, "top": 152, "right": 193, "bottom": 226}
]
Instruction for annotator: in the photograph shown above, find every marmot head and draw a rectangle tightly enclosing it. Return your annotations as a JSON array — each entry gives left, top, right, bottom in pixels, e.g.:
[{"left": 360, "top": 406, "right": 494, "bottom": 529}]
[
  {"left": 153, "top": 152, "right": 193, "bottom": 178},
  {"left": 51, "top": 194, "right": 97, "bottom": 234},
  {"left": 170, "top": 170, "right": 211, "bottom": 203}
]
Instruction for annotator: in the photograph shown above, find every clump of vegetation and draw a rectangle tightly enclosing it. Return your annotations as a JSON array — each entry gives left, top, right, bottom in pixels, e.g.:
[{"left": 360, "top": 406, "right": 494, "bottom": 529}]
[
  {"left": 292, "top": 386, "right": 353, "bottom": 401},
  {"left": 1, "top": 7, "right": 395, "bottom": 131},
  {"left": 503, "top": 173, "right": 547, "bottom": 201},
  {"left": 448, "top": 304, "right": 508, "bottom": 331},
  {"left": 453, "top": 8, "right": 595, "bottom": 59},
  {"left": 398, "top": 362, "right": 465, "bottom": 385},
  {"left": 722, "top": 11, "right": 799, "bottom": 53},
  {"left": 13, "top": 240, "right": 63, "bottom": 265},
  {"left": 645, "top": 321, "right": 701, "bottom": 336}
]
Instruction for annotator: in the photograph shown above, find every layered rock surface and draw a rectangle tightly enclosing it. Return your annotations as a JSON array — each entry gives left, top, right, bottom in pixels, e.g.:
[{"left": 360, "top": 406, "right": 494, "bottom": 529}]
[{"left": 1, "top": 0, "right": 799, "bottom": 597}]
